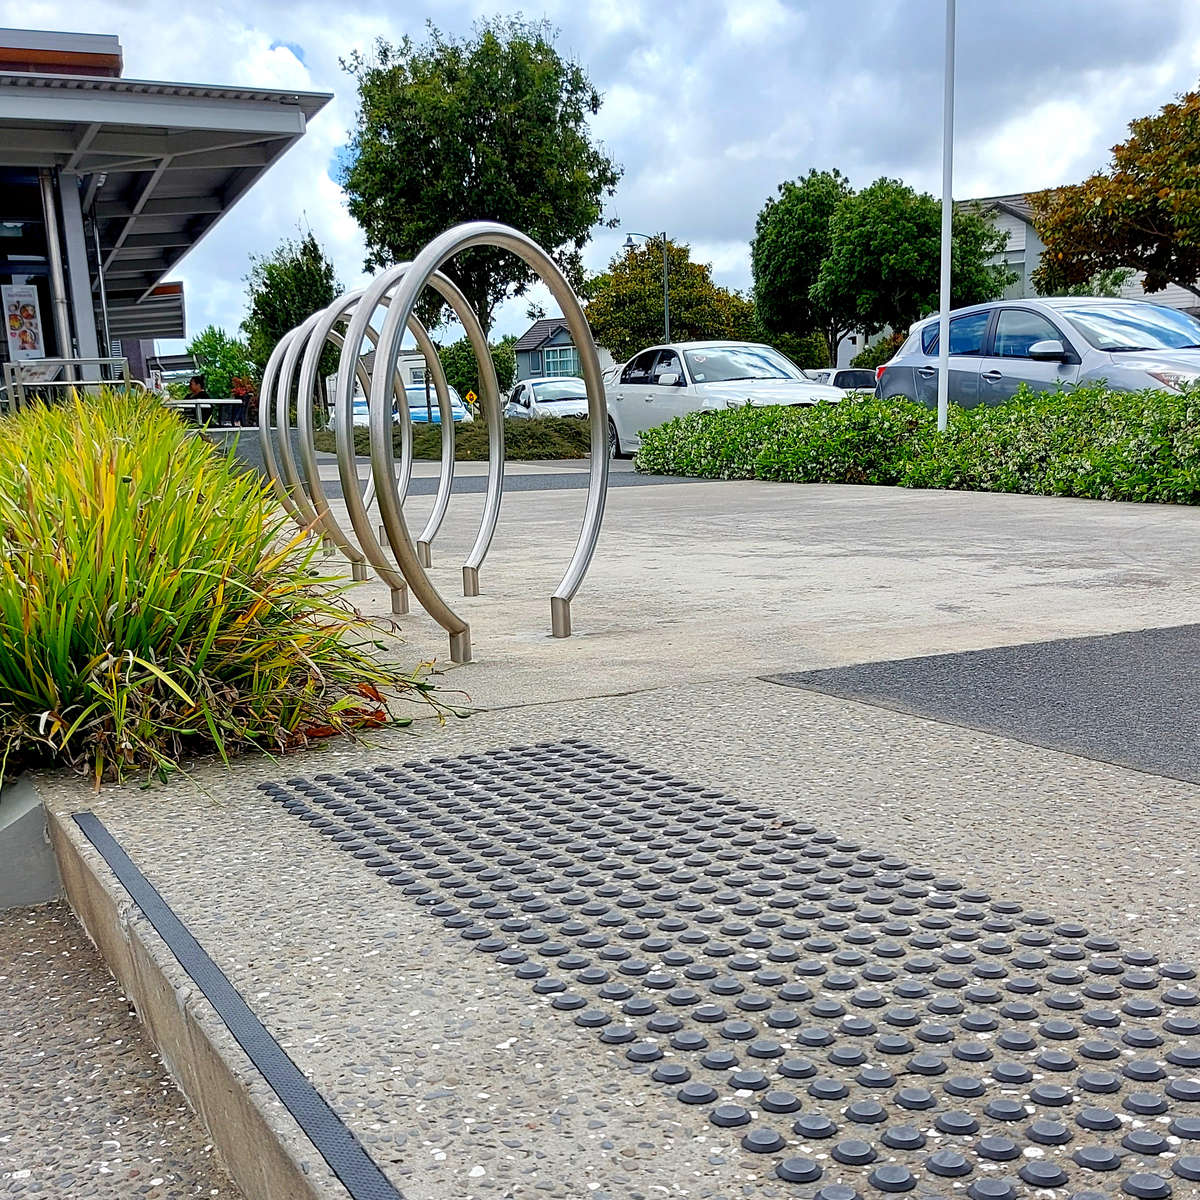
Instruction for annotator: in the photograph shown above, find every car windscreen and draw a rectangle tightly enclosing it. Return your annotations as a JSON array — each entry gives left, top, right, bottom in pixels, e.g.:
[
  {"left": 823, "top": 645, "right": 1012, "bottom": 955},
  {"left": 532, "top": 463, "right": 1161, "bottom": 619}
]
[
  {"left": 682, "top": 346, "right": 802, "bottom": 383},
  {"left": 531, "top": 380, "right": 586, "bottom": 402},
  {"left": 405, "top": 386, "right": 464, "bottom": 408},
  {"left": 1057, "top": 303, "right": 1200, "bottom": 352}
]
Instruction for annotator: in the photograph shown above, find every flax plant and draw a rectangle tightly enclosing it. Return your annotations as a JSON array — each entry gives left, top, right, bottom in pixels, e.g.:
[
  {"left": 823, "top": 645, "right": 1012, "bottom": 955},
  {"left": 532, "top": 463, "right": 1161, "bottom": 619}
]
[{"left": 0, "top": 389, "right": 440, "bottom": 786}]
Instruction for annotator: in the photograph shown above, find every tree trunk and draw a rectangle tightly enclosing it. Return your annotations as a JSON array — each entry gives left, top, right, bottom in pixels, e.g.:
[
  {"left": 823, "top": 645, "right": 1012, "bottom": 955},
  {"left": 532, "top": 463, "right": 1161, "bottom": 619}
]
[{"left": 826, "top": 326, "right": 847, "bottom": 366}]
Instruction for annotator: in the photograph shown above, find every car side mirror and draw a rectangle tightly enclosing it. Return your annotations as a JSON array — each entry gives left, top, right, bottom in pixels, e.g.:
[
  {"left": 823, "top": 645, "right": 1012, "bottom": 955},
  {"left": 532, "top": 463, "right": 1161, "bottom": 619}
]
[
  {"left": 1028, "top": 339, "right": 1067, "bottom": 361},
  {"left": 657, "top": 372, "right": 680, "bottom": 386}
]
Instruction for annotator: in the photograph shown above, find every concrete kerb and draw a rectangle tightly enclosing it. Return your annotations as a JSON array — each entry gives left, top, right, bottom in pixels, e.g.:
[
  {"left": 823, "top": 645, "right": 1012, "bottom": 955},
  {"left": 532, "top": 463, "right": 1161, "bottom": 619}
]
[
  {"left": 0, "top": 775, "right": 61, "bottom": 909},
  {"left": 45, "top": 790, "right": 347, "bottom": 1200}
]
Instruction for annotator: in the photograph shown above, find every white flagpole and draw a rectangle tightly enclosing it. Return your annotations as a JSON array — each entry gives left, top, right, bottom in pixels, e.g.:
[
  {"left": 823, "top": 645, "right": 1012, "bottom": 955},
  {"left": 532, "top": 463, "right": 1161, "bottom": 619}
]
[{"left": 937, "top": 0, "right": 956, "bottom": 432}]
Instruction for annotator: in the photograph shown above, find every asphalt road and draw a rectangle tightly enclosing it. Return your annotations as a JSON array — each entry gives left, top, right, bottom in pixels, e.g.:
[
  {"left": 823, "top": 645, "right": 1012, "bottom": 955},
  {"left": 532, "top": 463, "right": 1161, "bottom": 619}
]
[
  {"left": 205, "top": 428, "right": 697, "bottom": 494},
  {"left": 765, "top": 623, "right": 1200, "bottom": 785}
]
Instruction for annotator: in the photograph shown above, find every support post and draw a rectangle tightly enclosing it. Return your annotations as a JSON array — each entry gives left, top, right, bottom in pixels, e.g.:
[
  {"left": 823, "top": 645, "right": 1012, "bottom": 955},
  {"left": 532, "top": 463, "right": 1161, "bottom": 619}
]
[
  {"left": 936, "top": 0, "right": 956, "bottom": 433},
  {"left": 38, "top": 170, "right": 73, "bottom": 373},
  {"left": 59, "top": 174, "right": 100, "bottom": 376}
]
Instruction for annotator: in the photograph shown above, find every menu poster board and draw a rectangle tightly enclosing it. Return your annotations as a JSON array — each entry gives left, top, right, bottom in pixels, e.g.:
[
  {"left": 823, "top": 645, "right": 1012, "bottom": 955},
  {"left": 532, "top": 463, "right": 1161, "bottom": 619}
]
[{"left": 3, "top": 284, "right": 45, "bottom": 361}]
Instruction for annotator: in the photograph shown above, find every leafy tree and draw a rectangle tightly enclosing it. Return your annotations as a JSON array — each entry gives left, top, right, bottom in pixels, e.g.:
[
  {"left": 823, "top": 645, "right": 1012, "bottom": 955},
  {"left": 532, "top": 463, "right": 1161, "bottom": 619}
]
[
  {"left": 751, "top": 169, "right": 854, "bottom": 365},
  {"left": 851, "top": 332, "right": 904, "bottom": 369},
  {"left": 1030, "top": 86, "right": 1200, "bottom": 299},
  {"left": 341, "top": 19, "right": 621, "bottom": 333},
  {"left": 587, "top": 240, "right": 754, "bottom": 362},
  {"left": 811, "top": 178, "right": 1016, "bottom": 336},
  {"left": 1047, "top": 267, "right": 1134, "bottom": 298},
  {"left": 186, "top": 325, "right": 254, "bottom": 399},
  {"left": 241, "top": 231, "right": 341, "bottom": 379},
  {"left": 437, "top": 335, "right": 516, "bottom": 400}
]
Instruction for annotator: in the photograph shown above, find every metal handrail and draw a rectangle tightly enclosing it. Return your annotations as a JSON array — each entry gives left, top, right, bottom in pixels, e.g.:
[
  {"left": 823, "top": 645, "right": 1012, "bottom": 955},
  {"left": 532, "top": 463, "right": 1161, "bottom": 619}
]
[{"left": 2, "top": 356, "right": 131, "bottom": 410}]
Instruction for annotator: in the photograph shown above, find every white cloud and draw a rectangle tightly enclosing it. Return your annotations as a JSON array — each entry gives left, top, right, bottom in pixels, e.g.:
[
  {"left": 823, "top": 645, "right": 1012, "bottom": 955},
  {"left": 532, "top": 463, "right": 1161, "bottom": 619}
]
[{"left": 4, "top": 0, "right": 1200, "bottom": 349}]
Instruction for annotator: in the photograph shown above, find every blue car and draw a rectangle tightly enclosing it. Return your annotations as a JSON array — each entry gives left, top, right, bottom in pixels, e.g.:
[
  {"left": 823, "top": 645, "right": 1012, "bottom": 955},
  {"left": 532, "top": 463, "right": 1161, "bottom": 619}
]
[
  {"left": 405, "top": 384, "right": 473, "bottom": 424},
  {"left": 350, "top": 385, "right": 474, "bottom": 426}
]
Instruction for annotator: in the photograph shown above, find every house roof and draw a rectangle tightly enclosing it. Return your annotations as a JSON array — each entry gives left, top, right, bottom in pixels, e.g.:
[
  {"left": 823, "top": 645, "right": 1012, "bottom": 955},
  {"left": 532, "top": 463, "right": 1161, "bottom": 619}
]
[
  {"left": 962, "top": 192, "right": 1036, "bottom": 223},
  {"left": 514, "top": 317, "right": 570, "bottom": 352}
]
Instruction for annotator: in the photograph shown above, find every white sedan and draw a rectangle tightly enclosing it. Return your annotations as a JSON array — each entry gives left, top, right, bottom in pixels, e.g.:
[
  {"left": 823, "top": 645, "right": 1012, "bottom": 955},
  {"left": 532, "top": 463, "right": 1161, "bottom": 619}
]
[
  {"left": 504, "top": 376, "right": 589, "bottom": 419},
  {"left": 605, "top": 340, "right": 843, "bottom": 456}
]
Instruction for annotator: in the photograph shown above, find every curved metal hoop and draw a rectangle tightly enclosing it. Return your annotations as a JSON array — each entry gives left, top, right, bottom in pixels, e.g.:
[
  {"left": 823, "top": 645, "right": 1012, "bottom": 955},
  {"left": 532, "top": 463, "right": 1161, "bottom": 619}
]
[{"left": 259, "top": 221, "right": 609, "bottom": 663}]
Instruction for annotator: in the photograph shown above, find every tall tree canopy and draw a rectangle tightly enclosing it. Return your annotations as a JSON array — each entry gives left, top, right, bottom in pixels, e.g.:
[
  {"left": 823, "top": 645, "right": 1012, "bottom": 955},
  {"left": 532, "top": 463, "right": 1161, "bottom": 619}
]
[
  {"left": 186, "top": 326, "right": 254, "bottom": 399},
  {"left": 751, "top": 168, "right": 854, "bottom": 364},
  {"left": 341, "top": 19, "right": 621, "bottom": 332},
  {"left": 586, "top": 241, "right": 755, "bottom": 363},
  {"left": 241, "top": 231, "right": 341, "bottom": 377},
  {"left": 438, "top": 335, "right": 516, "bottom": 399},
  {"left": 811, "top": 178, "right": 1015, "bottom": 336},
  {"left": 1030, "top": 85, "right": 1200, "bottom": 299}
]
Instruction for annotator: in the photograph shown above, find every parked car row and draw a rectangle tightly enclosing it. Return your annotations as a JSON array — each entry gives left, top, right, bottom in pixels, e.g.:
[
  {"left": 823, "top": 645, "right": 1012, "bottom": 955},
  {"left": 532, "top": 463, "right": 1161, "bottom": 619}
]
[
  {"left": 505, "top": 341, "right": 843, "bottom": 456},
  {"left": 350, "top": 298, "right": 1200, "bottom": 451}
]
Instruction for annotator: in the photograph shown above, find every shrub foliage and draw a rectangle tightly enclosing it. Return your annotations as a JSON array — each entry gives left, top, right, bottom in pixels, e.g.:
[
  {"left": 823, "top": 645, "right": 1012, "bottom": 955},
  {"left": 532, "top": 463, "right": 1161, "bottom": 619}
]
[
  {"left": 635, "top": 385, "right": 1200, "bottom": 504},
  {"left": 0, "top": 391, "right": 441, "bottom": 785},
  {"left": 316, "top": 415, "right": 592, "bottom": 461}
]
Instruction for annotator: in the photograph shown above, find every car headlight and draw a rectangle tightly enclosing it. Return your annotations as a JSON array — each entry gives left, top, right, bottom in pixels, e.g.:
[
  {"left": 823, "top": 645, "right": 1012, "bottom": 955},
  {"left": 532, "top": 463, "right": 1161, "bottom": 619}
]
[{"left": 1148, "top": 369, "right": 1200, "bottom": 392}]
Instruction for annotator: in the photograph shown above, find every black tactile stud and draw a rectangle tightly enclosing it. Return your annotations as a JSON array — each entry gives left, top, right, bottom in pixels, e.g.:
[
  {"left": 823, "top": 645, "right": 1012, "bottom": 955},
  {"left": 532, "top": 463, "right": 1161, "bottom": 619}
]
[
  {"left": 832, "top": 1138, "right": 877, "bottom": 1165},
  {"left": 1123, "top": 1174, "right": 1173, "bottom": 1199},
  {"left": 868, "top": 1163, "right": 916, "bottom": 1192},
  {"left": 926, "top": 1149, "right": 972, "bottom": 1177},
  {"left": 1174, "top": 1157, "right": 1200, "bottom": 1181},
  {"left": 976, "top": 1135, "right": 1020, "bottom": 1162},
  {"left": 793, "top": 1113, "right": 837, "bottom": 1138},
  {"left": 813, "top": 1186, "right": 861, "bottom": 1200},
  {"left": 1123, "top": 1130, "right": 1168, "bottom": 1156},
  {"left": 881, "top": 1124, "right": 926, "bottom": 1151},
  {"left": 710, "top": 1103, "right": 750, "bottom": 1128},
  {"left": 776, "top": 1156, "right": 822, "bottom": 1183},
  {"left": 1019, "top": 1161, "right": 1069, "bottom": 1188},
  {"left": 1074, "top": 1145, "right": 1123, "bottom": 1172},
  {"left": 260, "top": 740, "right": 1200, "bottom": 1196},
  {"left": 741, "top": 1126, "right": 785, "bottom": 1154}
]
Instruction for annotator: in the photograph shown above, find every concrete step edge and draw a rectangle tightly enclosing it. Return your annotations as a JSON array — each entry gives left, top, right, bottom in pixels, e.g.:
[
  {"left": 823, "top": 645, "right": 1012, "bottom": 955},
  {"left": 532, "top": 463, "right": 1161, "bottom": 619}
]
[{"left": 46, "top": 799, "right": 347, "bottom": 1200}]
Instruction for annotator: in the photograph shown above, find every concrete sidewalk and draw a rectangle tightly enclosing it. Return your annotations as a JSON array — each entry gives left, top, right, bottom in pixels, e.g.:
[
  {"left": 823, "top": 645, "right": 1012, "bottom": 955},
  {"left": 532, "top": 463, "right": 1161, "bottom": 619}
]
[
  {"left": 28, "top": 479, "right": 1200, "bottom": 1200},
  {"left": 329, "top": 478, "right": 1200, "bottom": 710}
]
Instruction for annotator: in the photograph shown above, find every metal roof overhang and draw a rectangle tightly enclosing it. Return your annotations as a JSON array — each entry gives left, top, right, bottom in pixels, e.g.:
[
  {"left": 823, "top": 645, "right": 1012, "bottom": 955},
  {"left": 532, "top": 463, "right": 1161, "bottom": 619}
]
[
  {"left": 108, "top": 281, "right": 185, "bottom": 340},
  {"left": 0, "top": 71, "right": 330, "bottom": 338}
]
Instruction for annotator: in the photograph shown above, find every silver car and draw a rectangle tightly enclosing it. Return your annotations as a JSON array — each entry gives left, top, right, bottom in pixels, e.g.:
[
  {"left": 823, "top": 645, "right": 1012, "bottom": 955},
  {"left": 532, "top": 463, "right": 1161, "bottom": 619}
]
[
  {"left": 878, "top": 297, "right": 1200, "bottom": 407},
  {"left": 504, "top": 376, "right": 589, "bottom": 419}
]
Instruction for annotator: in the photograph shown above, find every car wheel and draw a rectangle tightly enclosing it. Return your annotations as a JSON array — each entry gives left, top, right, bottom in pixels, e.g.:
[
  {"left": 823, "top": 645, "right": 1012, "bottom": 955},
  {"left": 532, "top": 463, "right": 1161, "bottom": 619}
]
[{"left": 607, "top": 418, "right": 621, "bottom": 459}]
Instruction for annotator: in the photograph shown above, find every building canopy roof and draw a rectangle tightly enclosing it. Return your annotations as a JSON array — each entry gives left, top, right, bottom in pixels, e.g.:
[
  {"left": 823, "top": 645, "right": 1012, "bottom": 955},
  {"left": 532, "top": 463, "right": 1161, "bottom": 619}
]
[{"left": 0, "top": 48, "right": 330, "bottom": 339}]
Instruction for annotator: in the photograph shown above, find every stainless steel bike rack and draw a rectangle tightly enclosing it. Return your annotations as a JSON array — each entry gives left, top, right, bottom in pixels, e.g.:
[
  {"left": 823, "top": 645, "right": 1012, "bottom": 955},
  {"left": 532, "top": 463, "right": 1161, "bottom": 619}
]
[{"left": 258, "top": 222, "right": 610, "bottom": 664}]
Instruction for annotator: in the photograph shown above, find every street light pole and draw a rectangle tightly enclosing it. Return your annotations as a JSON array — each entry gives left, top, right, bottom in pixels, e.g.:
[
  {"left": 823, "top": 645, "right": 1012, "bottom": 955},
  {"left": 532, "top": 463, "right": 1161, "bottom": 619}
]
[
  {"left": 936, "top": 0, "right": 956, "bottom": 433},
  {"left": 624, "top": 231, "right": 671, "bottom": 342},
  {"left": 660, "top": 231, "right": 670, "bottom": 343}
]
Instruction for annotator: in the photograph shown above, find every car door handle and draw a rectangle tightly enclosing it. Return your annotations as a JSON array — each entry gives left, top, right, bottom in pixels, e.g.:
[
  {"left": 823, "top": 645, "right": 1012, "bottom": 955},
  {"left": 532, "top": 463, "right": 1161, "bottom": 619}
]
[
  {"left": 916, "top": 366, "right": 937, "bottom": 377},
  {"left": 981, "top": 370, "right": 1004, "bottom": 383},
  {"left": 644, "top": 396, "right": 655, "bottom": 402}
]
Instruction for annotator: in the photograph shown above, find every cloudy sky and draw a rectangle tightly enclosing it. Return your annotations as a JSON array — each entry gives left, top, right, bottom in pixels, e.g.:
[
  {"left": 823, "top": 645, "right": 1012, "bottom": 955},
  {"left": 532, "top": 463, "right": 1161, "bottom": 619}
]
[{"left": 6, "top": 0, "right": 1200, "bottom": 347}]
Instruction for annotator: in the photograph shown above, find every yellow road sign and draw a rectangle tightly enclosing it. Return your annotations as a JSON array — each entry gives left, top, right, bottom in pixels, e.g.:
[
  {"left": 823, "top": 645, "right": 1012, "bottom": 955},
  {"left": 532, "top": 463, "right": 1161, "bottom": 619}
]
[{"left": 465, "top": 390, "right": 477, "bottom": 404}]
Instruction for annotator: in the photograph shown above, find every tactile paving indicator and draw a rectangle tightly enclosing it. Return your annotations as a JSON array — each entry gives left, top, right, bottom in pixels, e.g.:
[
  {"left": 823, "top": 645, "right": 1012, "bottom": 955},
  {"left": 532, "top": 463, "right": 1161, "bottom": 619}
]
[{"left": 259, "top": 740, "right": 1200, "bottom": 1199}]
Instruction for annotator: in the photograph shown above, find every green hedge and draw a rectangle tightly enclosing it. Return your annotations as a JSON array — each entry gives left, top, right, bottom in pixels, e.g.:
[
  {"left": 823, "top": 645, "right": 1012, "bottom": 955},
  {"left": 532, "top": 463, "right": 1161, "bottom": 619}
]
[
  {"left": 314, "top": 415, "right": 592, "bottom": 461},
  {"left": 634, "top": 385, "right": 1200, "bottom": 504}
]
